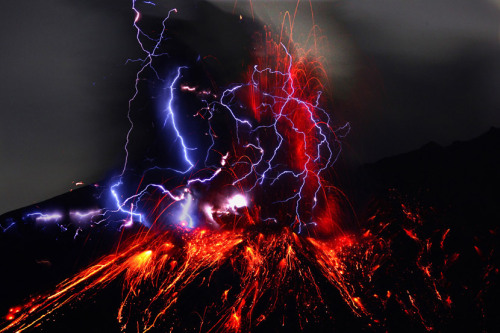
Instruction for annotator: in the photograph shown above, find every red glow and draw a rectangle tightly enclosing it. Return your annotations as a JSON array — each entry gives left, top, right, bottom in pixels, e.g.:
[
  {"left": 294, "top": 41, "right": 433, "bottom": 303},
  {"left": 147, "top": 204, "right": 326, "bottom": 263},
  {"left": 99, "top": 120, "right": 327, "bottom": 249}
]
[{"left": 0, "top": 4, "right": 464, "bottom": 333}]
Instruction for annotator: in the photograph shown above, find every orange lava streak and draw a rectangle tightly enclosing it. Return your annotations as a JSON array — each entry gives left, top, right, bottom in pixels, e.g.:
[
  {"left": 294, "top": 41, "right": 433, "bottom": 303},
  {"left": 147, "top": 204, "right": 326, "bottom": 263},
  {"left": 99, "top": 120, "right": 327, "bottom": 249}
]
[
  {"left": 2, "top": 202, "right": 457, "bottom": 332},
  {"left": 2, "top": 225, "right": 371, "bottom": 333}
]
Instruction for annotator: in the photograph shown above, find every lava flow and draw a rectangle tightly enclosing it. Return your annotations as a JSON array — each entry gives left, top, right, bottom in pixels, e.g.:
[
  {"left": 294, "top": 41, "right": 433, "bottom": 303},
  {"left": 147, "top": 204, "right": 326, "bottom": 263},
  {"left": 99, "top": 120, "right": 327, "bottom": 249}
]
[{"left": 1, "top": 1, "right": 463, "bottom": 332}]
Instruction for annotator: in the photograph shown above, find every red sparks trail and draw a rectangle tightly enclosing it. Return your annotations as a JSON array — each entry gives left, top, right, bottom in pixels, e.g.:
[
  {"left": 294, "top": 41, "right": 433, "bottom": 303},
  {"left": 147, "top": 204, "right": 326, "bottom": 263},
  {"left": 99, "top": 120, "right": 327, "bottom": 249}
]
[
  {"left": 0, "top": 227, "right": 369, "bottom": 332},
  {"left": 1, "top": 201, "right": 461, "bottom": 333},
  {"left": 0, "top": 4, "right": 461, "bottom": 333}
]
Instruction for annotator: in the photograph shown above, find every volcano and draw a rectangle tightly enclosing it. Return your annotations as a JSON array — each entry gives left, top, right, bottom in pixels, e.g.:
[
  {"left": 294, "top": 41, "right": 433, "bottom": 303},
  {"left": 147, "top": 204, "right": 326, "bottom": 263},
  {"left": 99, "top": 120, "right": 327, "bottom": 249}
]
[
  {"left": 1, "top": 128, "right": 499, "bottom": 332},
  {"left": 0, "top": 2, "right": 499, "bottom": 332}
]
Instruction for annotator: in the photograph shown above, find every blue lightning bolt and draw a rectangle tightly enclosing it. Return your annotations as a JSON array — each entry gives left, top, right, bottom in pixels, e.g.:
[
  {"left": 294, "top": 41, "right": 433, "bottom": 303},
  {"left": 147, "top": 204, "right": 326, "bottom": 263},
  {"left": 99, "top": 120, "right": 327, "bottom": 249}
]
[
  {"left": 162, "top": 66, "right": 196, "bottom": 173},
  {"left": 9, "top": 4, "right": 348, "bottom": 235}
]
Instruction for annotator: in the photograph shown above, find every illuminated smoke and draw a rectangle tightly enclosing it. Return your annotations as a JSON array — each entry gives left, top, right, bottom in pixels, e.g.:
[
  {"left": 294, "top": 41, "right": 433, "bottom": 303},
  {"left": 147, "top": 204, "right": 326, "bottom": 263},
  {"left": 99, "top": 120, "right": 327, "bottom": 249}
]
[{"left": 1, "top": 2, "right": 455, "bottom": 333}]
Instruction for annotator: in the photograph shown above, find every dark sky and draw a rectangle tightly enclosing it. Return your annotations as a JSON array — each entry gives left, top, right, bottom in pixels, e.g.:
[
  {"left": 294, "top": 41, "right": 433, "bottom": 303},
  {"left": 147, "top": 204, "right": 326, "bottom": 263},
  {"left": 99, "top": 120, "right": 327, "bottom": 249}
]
[{"left": 1, "top": 0, "right": 499, "bottom": 214}]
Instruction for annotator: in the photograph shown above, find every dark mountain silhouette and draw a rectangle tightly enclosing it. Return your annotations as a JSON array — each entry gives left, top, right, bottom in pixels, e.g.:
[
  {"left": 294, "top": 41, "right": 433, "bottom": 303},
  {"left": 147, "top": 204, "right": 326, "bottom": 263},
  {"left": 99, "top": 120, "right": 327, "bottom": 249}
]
[
  {"left": 359, "top": 127, "right": 500, "bottom": 228},
  {"left": 1, "top": 127, "right": 499, "bottom": 332},
  {"left": 356, "top": 127, "right": 500, "bottom": 332}
]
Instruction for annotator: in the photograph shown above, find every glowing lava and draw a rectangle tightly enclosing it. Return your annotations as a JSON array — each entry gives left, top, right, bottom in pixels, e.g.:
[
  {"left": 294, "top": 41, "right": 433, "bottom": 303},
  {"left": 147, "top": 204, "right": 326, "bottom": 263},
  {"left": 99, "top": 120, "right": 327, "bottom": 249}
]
[{"left": 0, "top": 2, "right": 456, "bottom": 333}]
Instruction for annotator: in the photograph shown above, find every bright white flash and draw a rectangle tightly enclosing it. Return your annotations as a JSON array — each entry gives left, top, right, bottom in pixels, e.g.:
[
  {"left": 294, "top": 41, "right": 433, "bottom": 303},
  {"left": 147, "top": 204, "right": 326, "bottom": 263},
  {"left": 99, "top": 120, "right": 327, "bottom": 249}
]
[{"left": 227, "top": 194, "right": 247, "bottom": 210}]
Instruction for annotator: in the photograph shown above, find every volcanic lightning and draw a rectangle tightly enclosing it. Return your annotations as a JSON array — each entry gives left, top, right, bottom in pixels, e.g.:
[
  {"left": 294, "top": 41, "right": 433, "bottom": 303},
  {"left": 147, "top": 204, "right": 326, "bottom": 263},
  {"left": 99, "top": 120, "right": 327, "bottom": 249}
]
[{"left": 1, "top": 1, "right": 458, "bottom": 332}]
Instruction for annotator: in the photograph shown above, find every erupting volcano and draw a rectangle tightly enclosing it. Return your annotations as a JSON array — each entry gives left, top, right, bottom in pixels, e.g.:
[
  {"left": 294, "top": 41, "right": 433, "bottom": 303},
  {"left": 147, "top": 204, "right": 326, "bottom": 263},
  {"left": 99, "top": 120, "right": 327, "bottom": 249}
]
[{"left": 1, "top": 1, "right": 498, "bottom": 332}]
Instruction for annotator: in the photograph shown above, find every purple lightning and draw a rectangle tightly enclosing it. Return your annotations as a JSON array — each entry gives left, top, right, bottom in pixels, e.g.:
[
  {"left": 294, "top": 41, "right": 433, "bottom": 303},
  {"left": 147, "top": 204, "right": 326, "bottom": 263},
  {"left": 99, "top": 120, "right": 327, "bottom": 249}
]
[{"left": 7, "top": 1, "right": 349, "bottom": 238}]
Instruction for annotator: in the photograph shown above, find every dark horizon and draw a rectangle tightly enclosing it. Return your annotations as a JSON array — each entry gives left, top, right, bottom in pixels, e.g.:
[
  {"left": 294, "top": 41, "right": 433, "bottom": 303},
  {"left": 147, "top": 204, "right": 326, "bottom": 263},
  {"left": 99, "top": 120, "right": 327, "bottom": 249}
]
[
  {"left": 1, "top": 102, "right": 499, "bottom": 333},
  {"left": 0, "top": 2, "right": 499, "bottom": 331}
]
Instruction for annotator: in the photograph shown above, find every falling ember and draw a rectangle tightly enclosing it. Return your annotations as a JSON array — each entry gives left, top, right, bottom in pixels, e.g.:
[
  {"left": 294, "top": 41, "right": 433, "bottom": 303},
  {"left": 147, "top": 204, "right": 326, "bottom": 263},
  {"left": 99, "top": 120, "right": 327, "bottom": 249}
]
[{"left": 2, "top": 1, "right": 491, "bottom": 333}]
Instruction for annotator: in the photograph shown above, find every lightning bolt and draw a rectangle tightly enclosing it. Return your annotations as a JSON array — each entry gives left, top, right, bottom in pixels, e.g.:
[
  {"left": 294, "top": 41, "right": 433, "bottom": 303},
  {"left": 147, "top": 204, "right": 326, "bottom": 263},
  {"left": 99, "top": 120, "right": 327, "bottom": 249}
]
[{"left": 10, "top": 1, "right": 349, "bottom": 235}]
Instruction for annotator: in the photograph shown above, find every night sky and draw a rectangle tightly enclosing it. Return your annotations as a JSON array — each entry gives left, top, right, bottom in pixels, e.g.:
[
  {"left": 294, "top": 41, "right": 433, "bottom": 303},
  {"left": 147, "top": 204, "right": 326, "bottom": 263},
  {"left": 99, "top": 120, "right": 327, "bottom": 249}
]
[{"left": 1, "top": 0, "right": 499, "bottom": 214}]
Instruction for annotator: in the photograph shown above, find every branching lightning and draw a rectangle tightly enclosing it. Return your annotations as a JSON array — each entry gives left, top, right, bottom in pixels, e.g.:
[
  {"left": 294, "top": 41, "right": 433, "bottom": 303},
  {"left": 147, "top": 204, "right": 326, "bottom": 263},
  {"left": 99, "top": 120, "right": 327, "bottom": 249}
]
[{"left": 4, "top": 2, "right": 446, "bottom": 333}]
